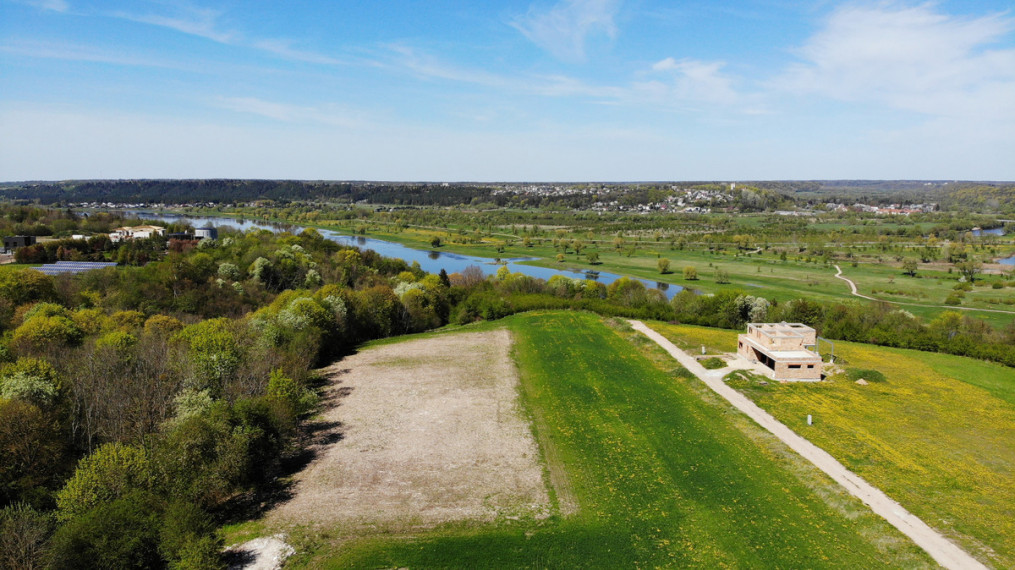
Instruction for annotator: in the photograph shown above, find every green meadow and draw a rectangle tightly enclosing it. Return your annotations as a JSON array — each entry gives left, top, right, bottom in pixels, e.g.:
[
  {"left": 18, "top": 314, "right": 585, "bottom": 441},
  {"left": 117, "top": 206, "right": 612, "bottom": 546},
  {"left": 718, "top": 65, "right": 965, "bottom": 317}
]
[
  {"left": 650, "top": 322, "right": 1015, "bottom": 569},
  {"left": 291, "top": 312, "right": 931, "bottom": 568}
]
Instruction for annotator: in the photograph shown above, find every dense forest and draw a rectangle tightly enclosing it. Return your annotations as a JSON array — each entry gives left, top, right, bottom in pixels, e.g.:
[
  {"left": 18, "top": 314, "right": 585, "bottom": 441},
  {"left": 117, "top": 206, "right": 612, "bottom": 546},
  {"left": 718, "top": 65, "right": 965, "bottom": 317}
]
[
  {"left": 3, "top": 179, "right": 1013, "bottom": 212},
  {"left": 2, "top": 205, "right": 1014, "bottom": 568}
]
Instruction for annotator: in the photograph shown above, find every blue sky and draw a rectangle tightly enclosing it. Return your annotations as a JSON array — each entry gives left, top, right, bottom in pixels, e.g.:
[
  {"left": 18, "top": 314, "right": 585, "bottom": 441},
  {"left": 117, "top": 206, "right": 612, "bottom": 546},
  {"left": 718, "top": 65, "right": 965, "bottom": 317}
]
[{"left": 1, "top": 0, "right": 1013, "bottom": 181}]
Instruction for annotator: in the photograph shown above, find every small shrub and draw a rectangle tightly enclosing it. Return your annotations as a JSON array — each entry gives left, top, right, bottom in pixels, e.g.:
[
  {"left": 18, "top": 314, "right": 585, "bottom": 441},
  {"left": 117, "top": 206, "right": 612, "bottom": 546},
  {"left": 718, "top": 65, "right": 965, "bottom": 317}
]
[
  {"left": 701, "top": 357, "right": 726, "bottom": 370},
  {"left": 845, "top": 368, "right": 886, "bottom": 383}
]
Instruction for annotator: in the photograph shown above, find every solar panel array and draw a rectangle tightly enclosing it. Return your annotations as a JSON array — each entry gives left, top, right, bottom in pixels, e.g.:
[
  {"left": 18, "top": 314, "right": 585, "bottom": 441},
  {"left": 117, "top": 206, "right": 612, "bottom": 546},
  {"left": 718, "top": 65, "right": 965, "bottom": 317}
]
[{"left": 35, "top": 261, "right": 118, "bottom": 275}]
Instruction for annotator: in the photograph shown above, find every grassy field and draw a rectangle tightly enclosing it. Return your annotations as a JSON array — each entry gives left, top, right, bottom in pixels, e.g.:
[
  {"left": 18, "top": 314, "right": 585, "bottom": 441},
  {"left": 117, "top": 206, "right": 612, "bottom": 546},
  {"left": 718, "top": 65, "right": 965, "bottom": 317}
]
[
  {"left": 649, "top": 322, "right": 1015, "bottom": 569},
  {"left": 289, "top": 312, "right": 931, "bottom": 568},
  {"left": 188, "top": 208, "right": 1015, "bottom": 327},
  {"left": 329, "top": 219, "right": 1015, "bottom": 327}
]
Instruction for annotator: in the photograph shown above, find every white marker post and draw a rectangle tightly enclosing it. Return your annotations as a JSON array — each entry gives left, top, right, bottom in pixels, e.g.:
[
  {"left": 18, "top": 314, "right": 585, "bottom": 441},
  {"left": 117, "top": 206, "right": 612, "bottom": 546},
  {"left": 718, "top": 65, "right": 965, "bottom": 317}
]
[{"left": 807, "top": 414, "right": 813, "bottom": 426}]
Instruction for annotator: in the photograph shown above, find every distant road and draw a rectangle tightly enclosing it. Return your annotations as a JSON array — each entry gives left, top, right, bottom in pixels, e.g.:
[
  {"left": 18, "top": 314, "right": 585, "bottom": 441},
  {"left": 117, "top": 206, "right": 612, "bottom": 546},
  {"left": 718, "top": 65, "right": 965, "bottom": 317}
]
[{"left": 630, "top": 320, "right": 988, "bottom": 570}]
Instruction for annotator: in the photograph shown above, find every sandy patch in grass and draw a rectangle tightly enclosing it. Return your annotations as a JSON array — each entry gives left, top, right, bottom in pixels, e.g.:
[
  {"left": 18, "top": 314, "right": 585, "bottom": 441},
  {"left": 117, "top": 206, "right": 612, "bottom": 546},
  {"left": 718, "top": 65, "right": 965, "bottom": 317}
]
[{"left": 269, "top": 329, "right": 549, "bottom": 529}]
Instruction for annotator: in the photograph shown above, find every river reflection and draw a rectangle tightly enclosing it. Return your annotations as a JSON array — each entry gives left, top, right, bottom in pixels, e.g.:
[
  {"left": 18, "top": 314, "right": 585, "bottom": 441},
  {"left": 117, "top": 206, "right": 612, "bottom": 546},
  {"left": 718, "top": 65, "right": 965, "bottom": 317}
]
[{"left": 125, "top": 211, "right": 683, "bottom": 298}]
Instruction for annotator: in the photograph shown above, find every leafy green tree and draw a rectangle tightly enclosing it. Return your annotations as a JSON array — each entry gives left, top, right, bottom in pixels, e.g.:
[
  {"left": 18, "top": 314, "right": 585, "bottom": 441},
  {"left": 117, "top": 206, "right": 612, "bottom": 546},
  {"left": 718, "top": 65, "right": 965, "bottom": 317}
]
[
  {"left": 715, "top": 269, "right": 731, "bottom": 284},
  {"left": 0, "top": 399, "right": 67, "bottom": 507},
  {"left": 657, "top": 258, "right": 671, "bottom": 274},
  {"left": 158, "top": 500, "right": 222, "bottom": 569},
  {"left": 11, "top": 315, "right": 83, "bottom": 353},
  {"left": 175, "top": 319, "right": 241, "bottom": 394},
  {"left": 49, "top": 490, "right": 163, "bottom": 569},
  {"left": 586, "top": 251, "right": 600, "bottom": 264},
  {"left": 683, "top": 266, "right": 698, "bottom": 280},
  {"left": 955, "top": 260, "right": 982, "bottom": 283},
  {"left": 902, "top": 259, "right": 918, "bottom": 277},
  {"left": 0, "top": 269, "right": 55, "bottom": 306},
  {"left": 56, "top": 443, "right": 153, "bottom": 522}
]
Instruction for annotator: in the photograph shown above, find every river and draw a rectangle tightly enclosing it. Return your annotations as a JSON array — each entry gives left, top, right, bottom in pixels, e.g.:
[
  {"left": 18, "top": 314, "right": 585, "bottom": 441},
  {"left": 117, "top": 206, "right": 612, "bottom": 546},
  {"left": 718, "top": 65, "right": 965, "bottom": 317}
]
[{"left": 127, "top": 212, "right": 683, "bottom": 298}]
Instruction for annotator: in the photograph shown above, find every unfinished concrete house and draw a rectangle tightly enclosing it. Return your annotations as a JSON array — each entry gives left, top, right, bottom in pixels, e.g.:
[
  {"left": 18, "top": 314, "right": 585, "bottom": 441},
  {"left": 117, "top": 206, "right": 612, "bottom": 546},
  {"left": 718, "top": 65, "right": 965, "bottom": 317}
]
[{"left": 737, "top": 322, "right": 822, "bottom": 381}]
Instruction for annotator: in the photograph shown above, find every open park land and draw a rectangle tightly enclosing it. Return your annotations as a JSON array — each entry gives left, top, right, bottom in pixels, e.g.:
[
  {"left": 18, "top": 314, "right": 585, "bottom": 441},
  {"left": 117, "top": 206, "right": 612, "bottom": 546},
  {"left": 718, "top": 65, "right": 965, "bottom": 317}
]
[
  {"left": 261, "top": 312, "right": 947, "bottom": 568},
  {"left": 269, "top": 329, "right": 549, "bottom": 530}
]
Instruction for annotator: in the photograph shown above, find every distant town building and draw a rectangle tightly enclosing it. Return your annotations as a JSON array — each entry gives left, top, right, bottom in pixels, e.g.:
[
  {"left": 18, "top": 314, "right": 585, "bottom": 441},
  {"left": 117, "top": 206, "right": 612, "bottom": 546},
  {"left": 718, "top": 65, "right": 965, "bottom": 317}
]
[
  {"left": 737, "top": 322, "right": 822, "bottom": 381},
  {"left": 109, "top": 225, "right": 166, "bottom": 242},
  {"left": 3, "top": 235, "right": 36, "bottom": 253},
  {"left": 194, "top": 226, "right": 218, "bottom": 240}
]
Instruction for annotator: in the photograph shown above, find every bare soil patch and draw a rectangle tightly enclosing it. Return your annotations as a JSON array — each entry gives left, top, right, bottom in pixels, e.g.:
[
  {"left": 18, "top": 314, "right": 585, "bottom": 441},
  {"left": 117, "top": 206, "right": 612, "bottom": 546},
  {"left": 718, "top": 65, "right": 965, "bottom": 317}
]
[{"left": 269, "top": 329, "right": 549, "bottom": 530}]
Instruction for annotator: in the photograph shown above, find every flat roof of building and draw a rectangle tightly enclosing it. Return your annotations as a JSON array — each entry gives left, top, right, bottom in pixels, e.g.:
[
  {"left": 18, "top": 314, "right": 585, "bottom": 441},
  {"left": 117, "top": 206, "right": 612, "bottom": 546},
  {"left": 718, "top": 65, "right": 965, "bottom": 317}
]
[{"left": 740, "top": 335, "right": 821, "bottom": 361}]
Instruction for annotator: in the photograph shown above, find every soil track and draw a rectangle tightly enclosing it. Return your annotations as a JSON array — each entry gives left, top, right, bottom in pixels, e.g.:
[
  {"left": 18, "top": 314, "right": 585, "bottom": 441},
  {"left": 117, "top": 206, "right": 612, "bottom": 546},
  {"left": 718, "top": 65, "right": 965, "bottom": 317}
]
[{"left": 269, "top": 329, "right": 549, "bottom": 529}]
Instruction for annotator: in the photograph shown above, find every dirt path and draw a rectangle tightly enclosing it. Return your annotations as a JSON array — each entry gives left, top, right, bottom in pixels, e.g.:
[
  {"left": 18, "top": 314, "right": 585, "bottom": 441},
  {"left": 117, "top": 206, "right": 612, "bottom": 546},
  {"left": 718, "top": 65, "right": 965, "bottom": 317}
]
[
  {"left": 834, "top": 264, "right": 1015, "bottom": 315},
  {"left": 269, "top": 329, "right": 549, "bottom": 529},
  {"left": 629, "top": 320, "right": 988, "bottom": 570}
]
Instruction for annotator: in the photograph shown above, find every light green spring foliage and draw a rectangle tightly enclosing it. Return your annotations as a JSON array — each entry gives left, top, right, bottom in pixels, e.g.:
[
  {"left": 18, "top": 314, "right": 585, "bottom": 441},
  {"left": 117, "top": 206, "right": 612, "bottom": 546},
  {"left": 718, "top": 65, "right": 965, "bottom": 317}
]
[
  {"left": 21, "top": 302, "right": 70, "bottom": 321},
  {"left": 12, "top": 315, "right": 83, "bottom": 349},
  {"left": 394, "top": 280, "right": 423, "bottom": 299},
  {"left": 303, "top": 269, "right": 322, "bottom": 288},
  {"left": 144, "top": 314, "right": 184, "bottom": 336},
  {"left": 248, "top": 257, "right": 271, "bottom": 282},
  {"left": 95, "top": 331, "right": 138, "bottom": 353},
  {"left": 171, "top": 388, "right": 214, "bottom": 422},
  {"left": 174, "top": 319, "right": 240, "bottom": 392},
  {"left": 0, "top": 371, "right": 58, "bottom": 406},
  {"left": 71, "top": 308, "right": 108, "bottom": 336},
  {"left": 217, "top": 262, "right": 241, "bottom": 281},
  {"left": 267, "top": 368, "right": 313, "bottom": 415},
  {"left": 0, "top": 268, "right": 55, "bottom": 305},
  {"left": 734, "top": 295, "right": 770, "bottom": 322},
  {"left": 106, "top": 310, "right": 146, "bottom": 332},
  {"left": 56, "top": 443, "right": 152, "bottom": 522},
  {"left": 277, "top": 297, "right": 332, "bottom": 332}
]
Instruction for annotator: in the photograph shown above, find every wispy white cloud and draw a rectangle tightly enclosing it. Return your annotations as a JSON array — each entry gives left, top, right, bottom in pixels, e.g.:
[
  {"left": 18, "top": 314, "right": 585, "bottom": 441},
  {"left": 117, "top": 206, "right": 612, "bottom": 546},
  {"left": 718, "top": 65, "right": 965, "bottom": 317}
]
[
  {"left": 14, "top": 0, "right": 69, "bottom": 13},
  {"left": 644, "top": 57, "right": 740, "bottom": 106},
  {"left": 780, "top": 3, "right": 1015, "bottom": 120},
  {"left": 251, "top": 39, "right": 347, "bottom": 65},
  {"left": 385, "top": 45, "right": 511, "bottom": 88},
  {"left": 215, "top": 96, "right": 366, "bottom": 129},
  {"left": 383, "top": 45, "right": 746, "bottom": 111},
  {"left": 113, "top": 6, "right": 236, "bottom": 44},
  {"left": 511, "top": 0, "right": 621, "bottom": 62},
  {"left": 111, "top": 4, "right": 347, "bottom": 66},
  {"left": 0, "top": 39, "right": 183, "bottom": 68}
]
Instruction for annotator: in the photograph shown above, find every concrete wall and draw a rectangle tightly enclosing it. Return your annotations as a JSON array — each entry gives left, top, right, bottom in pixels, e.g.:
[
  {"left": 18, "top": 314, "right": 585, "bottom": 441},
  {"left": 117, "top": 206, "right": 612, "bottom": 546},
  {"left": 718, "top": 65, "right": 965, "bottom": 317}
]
[{"left": 773, "top": 360, "right": 821, "bottom": 381}]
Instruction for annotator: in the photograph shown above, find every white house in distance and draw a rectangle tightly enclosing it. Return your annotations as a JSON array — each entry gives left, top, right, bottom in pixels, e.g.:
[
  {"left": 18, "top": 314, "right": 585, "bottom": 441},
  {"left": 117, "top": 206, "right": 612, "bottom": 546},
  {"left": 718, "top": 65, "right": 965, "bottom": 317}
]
[
  {"left": 737, "top": 322, "right": 822, "bottom": 381},
  {"left": 109, "top": 225, "right": 166, "bottom": 242}
]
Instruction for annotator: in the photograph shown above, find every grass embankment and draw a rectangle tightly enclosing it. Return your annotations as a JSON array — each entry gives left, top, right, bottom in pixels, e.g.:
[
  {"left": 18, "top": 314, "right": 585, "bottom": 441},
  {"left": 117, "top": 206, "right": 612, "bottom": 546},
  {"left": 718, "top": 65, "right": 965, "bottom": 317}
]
[
  {"left": 299, "top": 312, "right": 929, "bottom": 568},
  {"left": 649, "top": 322, "right": 1015, "bottom": 568}
]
